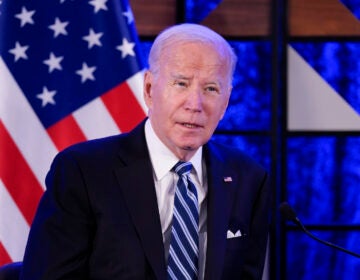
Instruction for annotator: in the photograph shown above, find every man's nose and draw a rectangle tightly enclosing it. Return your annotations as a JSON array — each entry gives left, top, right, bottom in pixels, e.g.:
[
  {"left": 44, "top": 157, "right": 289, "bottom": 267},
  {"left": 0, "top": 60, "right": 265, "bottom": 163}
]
[{"left": 184, "top": 88, "right": 203, "bottom": 112}]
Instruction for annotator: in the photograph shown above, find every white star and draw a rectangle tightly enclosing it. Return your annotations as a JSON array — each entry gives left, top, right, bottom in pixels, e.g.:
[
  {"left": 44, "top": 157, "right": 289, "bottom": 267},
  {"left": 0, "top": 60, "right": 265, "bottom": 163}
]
[
  {"left": 43, "top": 52, "right": 63, "bottom": 73},
  {"left": 14, "top": 6, "right": 35, "bottom": 27},
  {"left": 122, "top": 9, "right": 134, "bottom": 24},
  {"left": 37, "top": 87, "right": 56, "bottom": 107},
  {"left": 76, "top": 62, "right": 96, "bottom": 83},
  {"left": 83, "top": 28, "right": 103, "bottom": 49},
  {"left": 8, "top": 42, "right": 29, "bottom": 62},
  {"left": 89, "top": 0, "right": 108, "bottom": 13},
  {"left": 48, "top": 17, "right": 69, "bottom": 38},
  {"left": 116, "top": 38, "right": 135, "bottom": 58}
]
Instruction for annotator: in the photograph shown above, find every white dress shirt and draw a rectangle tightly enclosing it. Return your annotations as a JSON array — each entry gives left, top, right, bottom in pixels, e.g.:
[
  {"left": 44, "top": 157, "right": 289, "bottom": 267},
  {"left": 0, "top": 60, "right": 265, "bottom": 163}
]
[{"left": 144, "top": 120, "right": 208, "bottom": 279}]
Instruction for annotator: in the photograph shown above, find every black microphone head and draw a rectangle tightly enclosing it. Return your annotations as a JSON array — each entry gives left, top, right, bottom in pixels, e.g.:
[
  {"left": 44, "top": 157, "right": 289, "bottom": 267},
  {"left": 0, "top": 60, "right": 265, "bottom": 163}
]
[{"left": 279, "top": 202, "right": 298, "bottom": 222}]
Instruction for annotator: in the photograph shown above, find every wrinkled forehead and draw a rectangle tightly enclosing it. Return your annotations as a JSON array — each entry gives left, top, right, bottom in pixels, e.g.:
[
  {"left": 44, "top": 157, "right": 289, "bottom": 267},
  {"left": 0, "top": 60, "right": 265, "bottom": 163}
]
[
  {"left": 157, "top": 43, "right": 232, "bottom": 91},
  {"left": 160, "top": 41, "right": 231, "bottom": 71}
]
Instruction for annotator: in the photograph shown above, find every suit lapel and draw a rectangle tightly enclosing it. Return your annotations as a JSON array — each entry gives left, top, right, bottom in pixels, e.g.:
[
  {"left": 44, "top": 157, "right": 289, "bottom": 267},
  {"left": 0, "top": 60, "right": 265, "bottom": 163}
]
[
  {"left": 112, "top": 122, "right": 237, "bottom": 280},
  {"left": 204, "top": 143, "right": 238, "bottom": 280},
  {"left": 113, "top": 121, "right": 167, "bottom": 280}
]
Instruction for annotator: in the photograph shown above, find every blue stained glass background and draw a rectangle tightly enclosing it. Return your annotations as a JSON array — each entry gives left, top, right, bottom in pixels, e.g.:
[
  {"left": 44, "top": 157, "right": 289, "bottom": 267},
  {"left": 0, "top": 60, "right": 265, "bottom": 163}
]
[
  {"left": 138, "top": 41, "right": 151, "bottom": 69},
  {"left": 286, "top": 230, "right": 360, "bottom": 279},
  {"left": 291, "top": 42, "right": 360, "bottom": 115},
  {"left": 140, "top": 40, "right": 272, "bottom": 132},
  {"left": 185, "top": 0, "right": 222, "bottom": 23},
  {"left": 341, "top": 0, "right": 360, "bottom": 20},
  {"left": 218, "top": 41, "right": 272, "bottom": 131},
  {"left": 287, "top": 42, "right": 360, "bottom": 278},
  {"left": 287, "top": 136, "right": 360, "bottom": 225}
]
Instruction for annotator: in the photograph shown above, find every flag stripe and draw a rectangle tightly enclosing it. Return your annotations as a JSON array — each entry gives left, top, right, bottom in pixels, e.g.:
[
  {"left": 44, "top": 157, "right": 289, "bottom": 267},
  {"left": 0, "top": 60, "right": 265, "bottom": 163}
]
[
  {"left": 0, "top": 0, "right": 146, "bottom": 265},
  {"left": 73, "top": 98, "right": 121, "bottom": 140},
  {"left": 101, "top": 82, "right": 146, "bottom": 133},
  {"left": 0, "top": 179, "right": 30, "bottom": 261},
  {"left": 0, "top": 58, "right": 58, "bottom": 189},
  {"left": 126, "top": 71, "right": 147, "bottom": 112},
  {"left": 0, "top": 242, "right": 12, "bottom": 265},
  {"left": 47, "top": 115, "right": 87, "bottom": 151},
  {"left": 0, "top": 122, "right": 43, "bottom": 225}
]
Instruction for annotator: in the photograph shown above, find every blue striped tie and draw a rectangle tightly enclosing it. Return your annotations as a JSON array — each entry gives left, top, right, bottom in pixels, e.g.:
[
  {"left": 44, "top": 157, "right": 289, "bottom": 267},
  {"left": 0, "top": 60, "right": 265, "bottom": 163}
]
[{"left": 168, "top": 161, "right": 199, "bottom": 280}]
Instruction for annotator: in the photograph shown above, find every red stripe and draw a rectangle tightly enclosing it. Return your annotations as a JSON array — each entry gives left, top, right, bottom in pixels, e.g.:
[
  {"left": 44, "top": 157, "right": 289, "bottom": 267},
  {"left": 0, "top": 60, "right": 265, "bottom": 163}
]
[
  {"left": 47, "top": 115, "right": 87, "bottom": 151},
  {"left": 101, "top": 82, "right": 146, "bottom": 132},
  {"left": 0, "top": 121, "right": 43, "bottom": 225},
  {"left": 0, "top": 242, "right": 12, "bottom": 266}
]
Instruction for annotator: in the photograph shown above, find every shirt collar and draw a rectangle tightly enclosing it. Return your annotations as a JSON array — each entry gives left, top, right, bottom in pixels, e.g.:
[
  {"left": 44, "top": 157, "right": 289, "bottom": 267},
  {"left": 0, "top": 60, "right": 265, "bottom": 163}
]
[{"left": 144, "top": 119, "right": 203, "bottom": 184}]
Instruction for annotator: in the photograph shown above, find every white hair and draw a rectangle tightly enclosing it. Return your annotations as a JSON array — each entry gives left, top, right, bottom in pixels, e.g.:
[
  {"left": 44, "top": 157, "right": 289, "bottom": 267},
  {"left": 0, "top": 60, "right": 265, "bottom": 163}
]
[{"left": 148, "top": 23, "right": 237, "bottom": 84}]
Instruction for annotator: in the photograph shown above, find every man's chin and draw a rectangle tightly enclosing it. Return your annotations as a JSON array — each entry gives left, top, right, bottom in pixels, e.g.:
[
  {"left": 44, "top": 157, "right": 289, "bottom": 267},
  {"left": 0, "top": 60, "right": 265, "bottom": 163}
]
[
  {"left": 179, "top": 141, "right": 202, "bottom": 151},
  {"left": 182, "top": 145, "right": 196, "bottom": 151},
  {"left": 177, "top": 137, "right": 208, "bottom": 151}
]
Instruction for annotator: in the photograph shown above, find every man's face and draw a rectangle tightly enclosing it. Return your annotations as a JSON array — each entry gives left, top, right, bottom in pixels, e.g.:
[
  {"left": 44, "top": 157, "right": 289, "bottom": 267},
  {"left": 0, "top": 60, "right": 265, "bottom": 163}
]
[{"left": 144, "top": 42, "right": 231, "bottom": 160}]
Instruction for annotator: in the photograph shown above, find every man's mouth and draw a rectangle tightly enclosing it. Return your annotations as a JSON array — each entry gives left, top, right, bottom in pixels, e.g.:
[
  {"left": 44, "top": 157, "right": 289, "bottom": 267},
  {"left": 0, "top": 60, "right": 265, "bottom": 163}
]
[{"left": 181, "top": 122, "right": 201, "bottom": 128}]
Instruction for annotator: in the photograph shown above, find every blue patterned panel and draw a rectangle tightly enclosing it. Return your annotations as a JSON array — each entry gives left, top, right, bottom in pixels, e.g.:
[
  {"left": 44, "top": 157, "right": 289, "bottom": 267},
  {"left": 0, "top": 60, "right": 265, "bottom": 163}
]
[
  {"left": 286, "top": 230, "right": 360, "bottom": 279},
  {"left": 341, "top": 0, "right": 360, "bottom": 20},
  {"left": 140, "top": 40, "right": 272, "bottom": 131},
  {"left": 211, "top": 134, "right": 271, "bottom": 170},
  {"left": 139, "top": 41, "right": 151, "bottom": 69},
  {"left": 291, "top": 42, "right": 360, "bottom": 115},
  {"left": 185, "top": 0, "right": 222, "bottom": 23},
  {"left": 218, "top": 41, "right": 272, "bottom": 131},
  {"left": 286, "top": 136, "right": 360, "bottom": 225}
]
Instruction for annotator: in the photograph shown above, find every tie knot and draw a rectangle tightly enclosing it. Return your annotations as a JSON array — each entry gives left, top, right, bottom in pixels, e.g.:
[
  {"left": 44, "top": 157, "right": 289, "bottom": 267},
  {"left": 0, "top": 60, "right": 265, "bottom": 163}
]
[{"left": 173, "top": 161, "right": 192, "bottom": 177}]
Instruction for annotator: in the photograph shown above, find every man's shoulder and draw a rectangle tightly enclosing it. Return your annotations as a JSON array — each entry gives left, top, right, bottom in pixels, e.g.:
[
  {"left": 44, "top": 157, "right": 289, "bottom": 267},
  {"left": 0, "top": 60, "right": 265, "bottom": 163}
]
[
  {"left": 206, "top": 139, "right": 266, "bottom": 172},
  {"left": 60, "top": 120, "right": 147, "bottom": 157},
  {"left": 62, "top": 134, "right": 126, "bottom": 155},
  {"left": 51, "top": 120, "right": 148, "bottom": 168}
]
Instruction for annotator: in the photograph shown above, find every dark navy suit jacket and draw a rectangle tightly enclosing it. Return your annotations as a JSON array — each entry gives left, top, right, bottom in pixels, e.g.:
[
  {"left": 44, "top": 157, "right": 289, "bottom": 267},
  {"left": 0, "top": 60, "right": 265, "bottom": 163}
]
[{"left": 21, "top": 120, "right": 270, "bottom": 279}]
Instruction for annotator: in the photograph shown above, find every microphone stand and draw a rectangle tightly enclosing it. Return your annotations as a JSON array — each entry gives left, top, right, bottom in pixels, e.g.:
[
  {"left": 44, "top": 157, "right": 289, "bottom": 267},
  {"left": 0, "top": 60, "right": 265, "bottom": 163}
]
[{"left": 280, "top": 202, "right": 360, "bottom": 259}]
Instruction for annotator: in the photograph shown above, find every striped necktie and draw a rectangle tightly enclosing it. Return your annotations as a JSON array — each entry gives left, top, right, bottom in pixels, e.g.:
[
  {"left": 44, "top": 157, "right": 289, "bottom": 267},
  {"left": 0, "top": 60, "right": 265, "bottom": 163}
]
[{"left": 167, "top": 161, "right": 199, "bottom": 280}]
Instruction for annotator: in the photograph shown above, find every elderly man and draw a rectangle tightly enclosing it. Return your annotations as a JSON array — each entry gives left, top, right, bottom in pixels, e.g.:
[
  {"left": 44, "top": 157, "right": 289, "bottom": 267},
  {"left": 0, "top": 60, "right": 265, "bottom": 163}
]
[{"left": 21, "top": 23, "right": 270, "bottom": 280}]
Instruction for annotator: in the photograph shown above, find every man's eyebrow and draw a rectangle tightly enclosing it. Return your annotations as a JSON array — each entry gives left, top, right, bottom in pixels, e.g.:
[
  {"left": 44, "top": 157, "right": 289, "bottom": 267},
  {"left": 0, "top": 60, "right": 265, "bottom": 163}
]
[
  {"left": 170, "top": 73, "right": 221, "bottom": 86},
  {"left": 171, "top": 73, "right": 191, "bottom": 80}
]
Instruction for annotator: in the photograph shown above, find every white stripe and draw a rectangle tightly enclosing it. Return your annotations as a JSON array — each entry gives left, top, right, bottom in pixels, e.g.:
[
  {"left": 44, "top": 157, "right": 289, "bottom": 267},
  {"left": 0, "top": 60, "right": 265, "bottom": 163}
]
[
  {"left": 0, "top": 179, "right": 30, "bottom": 261},
  {"left": 169, "top": 246, "right": 192, "bottom": 279},
  {"left": 73, "top": 98, "right": 121, "bottom": 140},
  {"left": 183, "top": 176, "right": 198, "bottom": 207},
  {"left": 187, "top": 188, "right": 199, "bottom": 212},
  {"left": 177, "top": 187, "right": 198, "bottom": 229},
  {"left": 172, "top": 229, "right": 198, "bottom": 273},
  {"left": 175, "top": 162, "right": 190, "bottom": 173},
  {"left": 173, "top": 208, "right": 199, "bottom": 254},
  {"left": 126, "top": 70, "right": 147, "bottom": 113},
  {"left": 0, "top": 57, "right": 58, "bottom": 190},
  {"left": 167, "top": 267, "right": 178, "bottom": 280}
]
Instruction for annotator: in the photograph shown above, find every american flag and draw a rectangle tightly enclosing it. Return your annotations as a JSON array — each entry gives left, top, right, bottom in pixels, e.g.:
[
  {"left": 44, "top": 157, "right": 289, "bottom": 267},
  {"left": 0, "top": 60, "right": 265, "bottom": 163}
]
[{"left": 0, "top": 0, "right": 146, "bottom": 265}]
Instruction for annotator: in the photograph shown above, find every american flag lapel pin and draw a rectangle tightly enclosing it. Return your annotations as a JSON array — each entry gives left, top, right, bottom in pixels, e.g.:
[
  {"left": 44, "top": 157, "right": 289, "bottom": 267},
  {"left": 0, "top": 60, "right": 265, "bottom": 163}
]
[{"left": 223, "top": 176, "right": 233, "bottom": 182}]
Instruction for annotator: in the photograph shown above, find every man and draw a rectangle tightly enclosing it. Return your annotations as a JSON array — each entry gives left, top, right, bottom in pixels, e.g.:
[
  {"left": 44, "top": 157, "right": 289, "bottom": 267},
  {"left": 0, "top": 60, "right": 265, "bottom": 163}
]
[{"left": 20, "top": 23, "right": 270, "bottom": 279}]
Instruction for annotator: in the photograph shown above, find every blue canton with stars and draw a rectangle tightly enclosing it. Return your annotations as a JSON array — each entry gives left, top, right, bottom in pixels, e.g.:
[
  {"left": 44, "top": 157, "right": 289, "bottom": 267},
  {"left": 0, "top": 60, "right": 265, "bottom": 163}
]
[{"left": 0, "top": 0, "right": 145, "bottom": 128}]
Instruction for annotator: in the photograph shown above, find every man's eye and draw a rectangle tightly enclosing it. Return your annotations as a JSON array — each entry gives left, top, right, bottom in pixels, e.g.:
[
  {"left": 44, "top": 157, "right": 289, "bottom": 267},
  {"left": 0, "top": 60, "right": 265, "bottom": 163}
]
[
  {"left": 206, "top": 86, "right": 219, "bottom": 93},
  {"left": 175, "top": 81, "right": 187, "bottom": 87}
]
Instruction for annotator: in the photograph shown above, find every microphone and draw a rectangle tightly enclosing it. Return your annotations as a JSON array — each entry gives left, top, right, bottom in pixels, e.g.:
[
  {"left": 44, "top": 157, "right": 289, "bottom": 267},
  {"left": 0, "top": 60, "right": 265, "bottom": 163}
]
[{"left": 279, "top": 202, "right": 360, "bottom": 258}]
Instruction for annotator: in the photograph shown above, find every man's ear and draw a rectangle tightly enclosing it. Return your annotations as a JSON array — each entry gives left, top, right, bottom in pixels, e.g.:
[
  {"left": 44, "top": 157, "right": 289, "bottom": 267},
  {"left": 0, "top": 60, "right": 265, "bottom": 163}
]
[{"left": 143, "top": 70, "right": 153, "bottom": 107}]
